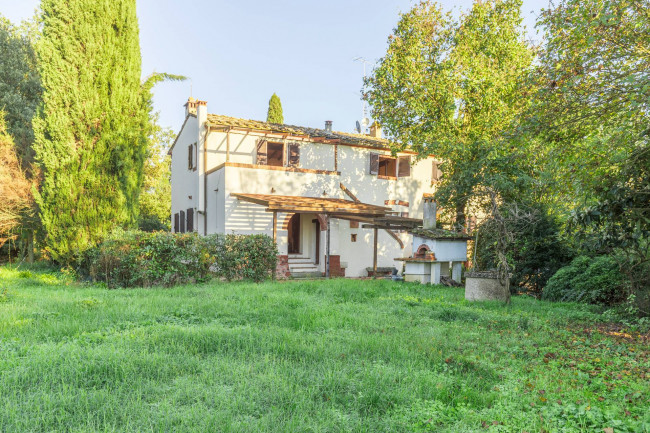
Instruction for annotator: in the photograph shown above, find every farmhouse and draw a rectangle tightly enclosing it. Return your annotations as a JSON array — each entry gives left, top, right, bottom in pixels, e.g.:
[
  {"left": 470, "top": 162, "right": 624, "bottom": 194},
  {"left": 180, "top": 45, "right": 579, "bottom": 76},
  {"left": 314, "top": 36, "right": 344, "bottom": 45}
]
[{"left": 169, "top": 98, "right": 444, "bottom": 278}]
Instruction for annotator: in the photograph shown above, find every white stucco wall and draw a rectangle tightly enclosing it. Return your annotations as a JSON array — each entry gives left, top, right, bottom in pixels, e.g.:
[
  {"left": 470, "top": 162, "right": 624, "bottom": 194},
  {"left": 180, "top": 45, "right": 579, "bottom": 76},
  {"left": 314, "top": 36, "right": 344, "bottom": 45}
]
[{"left": 170, "top": 115, "right": 200, "bottom": 231}]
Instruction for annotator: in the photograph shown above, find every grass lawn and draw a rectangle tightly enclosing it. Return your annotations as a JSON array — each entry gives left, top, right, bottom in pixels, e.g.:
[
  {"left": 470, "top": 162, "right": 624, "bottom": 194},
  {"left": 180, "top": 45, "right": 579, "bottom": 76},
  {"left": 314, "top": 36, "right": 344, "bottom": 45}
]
[{"left": 0, "top": 267, "right": 648, "bottom": 432}]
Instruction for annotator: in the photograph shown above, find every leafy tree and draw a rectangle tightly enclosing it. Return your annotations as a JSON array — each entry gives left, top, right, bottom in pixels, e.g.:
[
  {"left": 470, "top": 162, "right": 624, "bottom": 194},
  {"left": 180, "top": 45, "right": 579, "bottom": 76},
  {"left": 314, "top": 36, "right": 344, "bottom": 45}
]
[
  {"left": 531, "top": 0, "right": 650, "bottom": 310},
  {"left": 266, "top": 93, "right": 284, "bottom": 124},
  {"left": 0, "top": 14, "right": 41, "bottom": 172},
  {"left": 138, "top": 113, "right": 174, "bottom": 232},
  {"left": 365, "top": 0, "right": 534, "bottom": 229},
  {"left": 33, "top": 0, "right": 149, "bottom": 263},
  {"left": 0, "top": 113, "right": 33, "bottom": 249}
]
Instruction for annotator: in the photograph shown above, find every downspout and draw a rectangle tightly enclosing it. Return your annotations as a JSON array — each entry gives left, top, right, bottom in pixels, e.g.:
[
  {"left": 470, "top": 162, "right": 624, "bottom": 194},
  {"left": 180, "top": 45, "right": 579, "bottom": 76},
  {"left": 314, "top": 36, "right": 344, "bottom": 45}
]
[{"left": 203, "top": 118, "right": 210, "bottom": 235}]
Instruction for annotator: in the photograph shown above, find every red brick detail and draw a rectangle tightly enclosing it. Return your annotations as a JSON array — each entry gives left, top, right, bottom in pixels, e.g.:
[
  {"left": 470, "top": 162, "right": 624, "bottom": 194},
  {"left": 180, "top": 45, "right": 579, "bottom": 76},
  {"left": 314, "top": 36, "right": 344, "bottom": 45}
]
[
  {"left": 323, "top": 255, "right": 345, "bottom": 277},
  {"left": 275, "top": 255, "right": 291, "bottom": 279},
  {"left": 349, "top": 220, "right": 359, "bottom": 229},
  {"left": 384, "top": 200, "right": 409, "bottom": 207}
]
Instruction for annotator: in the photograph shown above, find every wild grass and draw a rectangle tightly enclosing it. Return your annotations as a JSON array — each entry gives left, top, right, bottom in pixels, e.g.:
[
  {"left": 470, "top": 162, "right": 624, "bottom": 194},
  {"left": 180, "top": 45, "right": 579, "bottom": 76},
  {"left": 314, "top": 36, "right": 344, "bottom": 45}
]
[{"left": 0, "top": 266, "right": 648, "bottom": 432}]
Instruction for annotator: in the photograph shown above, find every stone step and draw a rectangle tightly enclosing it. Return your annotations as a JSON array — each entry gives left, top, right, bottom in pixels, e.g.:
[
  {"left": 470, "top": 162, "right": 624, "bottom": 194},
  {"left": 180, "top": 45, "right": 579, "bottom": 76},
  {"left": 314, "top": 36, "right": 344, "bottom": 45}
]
[
  {"left": 288, "top": 259, "right": 314, "bottom": 265},
  {"left": 290, "top": 265, "right": 319, "bottom": 271}
]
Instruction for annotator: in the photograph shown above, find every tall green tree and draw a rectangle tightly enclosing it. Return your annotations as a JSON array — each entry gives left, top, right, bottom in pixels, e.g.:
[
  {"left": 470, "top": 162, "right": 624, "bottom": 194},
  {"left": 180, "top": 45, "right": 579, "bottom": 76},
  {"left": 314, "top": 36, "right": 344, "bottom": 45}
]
[
  {"left": 138, "top": 113, "right": 174, "bottom": 232},
  {"left": 0, "top": 14, "right": 41, "bottom": 171},
  {"left": 365, "top": 0, "right": 534, "bottom": 228},
  {"left": 266, "top": 93, "right": 284, "bottom": 124},
  {"left": 33, "top": 0, "right": 149, "bottom": 263}
]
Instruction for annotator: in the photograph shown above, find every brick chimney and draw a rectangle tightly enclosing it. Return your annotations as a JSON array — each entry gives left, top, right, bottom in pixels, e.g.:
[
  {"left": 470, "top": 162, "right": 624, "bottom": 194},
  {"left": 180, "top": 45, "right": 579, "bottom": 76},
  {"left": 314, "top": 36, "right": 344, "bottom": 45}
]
[
  {"left": 369, "top": 121, "right": 382, "bottom": 138},
  {"left": 184, "top": 97, "right": 206, "bottom": 117},
  {"left": 324, "top": 120, "right": 332, "bottom": 132}
]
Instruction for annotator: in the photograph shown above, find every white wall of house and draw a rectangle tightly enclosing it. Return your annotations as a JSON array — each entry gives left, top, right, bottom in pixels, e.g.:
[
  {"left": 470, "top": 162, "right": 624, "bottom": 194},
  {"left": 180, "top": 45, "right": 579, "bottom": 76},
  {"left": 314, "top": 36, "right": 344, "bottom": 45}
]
[{"left": 170, "top": 115, "right": 200, "bottom": 231}]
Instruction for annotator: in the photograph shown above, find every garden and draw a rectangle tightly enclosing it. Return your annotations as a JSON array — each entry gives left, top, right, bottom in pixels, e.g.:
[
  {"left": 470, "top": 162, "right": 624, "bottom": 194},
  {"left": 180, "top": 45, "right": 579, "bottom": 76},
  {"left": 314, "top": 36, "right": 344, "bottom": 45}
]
[{"left": 1, "top": 266, "right": 648, "bottom": 432}]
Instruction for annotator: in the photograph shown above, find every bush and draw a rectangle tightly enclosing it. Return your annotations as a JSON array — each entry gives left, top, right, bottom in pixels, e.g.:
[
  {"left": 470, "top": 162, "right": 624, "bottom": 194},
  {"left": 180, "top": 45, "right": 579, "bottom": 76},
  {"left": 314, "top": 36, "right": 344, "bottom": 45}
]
[
  {"left": 80, "top": 230, "right": 277, "bottom": 288},
  {"left": 542, "top": 255, "right": 628, "bottom": 305}
]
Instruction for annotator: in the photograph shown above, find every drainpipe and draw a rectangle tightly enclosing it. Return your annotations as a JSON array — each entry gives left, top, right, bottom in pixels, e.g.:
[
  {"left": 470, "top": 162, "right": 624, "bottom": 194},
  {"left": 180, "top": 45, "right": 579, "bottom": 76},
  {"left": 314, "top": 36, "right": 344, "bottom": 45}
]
[{"left": 203, "top": 118, "right": 210, "bottom": 235}]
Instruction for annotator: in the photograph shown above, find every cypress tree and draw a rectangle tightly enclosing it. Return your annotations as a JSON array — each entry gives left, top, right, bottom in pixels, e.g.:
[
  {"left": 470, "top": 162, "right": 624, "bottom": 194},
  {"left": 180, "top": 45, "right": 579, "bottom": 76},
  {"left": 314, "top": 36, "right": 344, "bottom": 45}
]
[
  {"left": 266, "top": 93, "right": 284, "bottom": 124},
  {"left": 33, "top": 0, "right": 148, "bottom": 262}
]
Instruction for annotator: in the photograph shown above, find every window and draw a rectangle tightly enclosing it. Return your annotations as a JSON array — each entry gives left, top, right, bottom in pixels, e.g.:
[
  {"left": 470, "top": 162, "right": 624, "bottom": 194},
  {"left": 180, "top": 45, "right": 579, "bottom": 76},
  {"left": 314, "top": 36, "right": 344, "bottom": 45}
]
[
  {"left": 186, "top": 208, "right": 194, "bottom": 232},
  {"left": 256, "top": 140, "right": 300, "bottom": 168},
  {"left": 369, "top": 152, "right": 411, "bottom": 178},
  {"left": 267, "top": 142, "right": 284, "bottom": 167},
  {"left": 378, "top": 156, "right": 396, "bottom": 177},
  {"left": 188, "top": 143, "right": 197, "bottom": 170},
  {"left": 351, "top": 234, "right": 357, "bottom": 242}
]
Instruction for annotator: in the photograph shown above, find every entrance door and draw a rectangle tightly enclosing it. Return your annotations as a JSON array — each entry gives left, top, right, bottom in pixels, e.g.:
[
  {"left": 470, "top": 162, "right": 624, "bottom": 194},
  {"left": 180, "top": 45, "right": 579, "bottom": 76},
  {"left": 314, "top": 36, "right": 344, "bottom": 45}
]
[{"left": 288, "top": 214, "right": 300, "bottom": 254}]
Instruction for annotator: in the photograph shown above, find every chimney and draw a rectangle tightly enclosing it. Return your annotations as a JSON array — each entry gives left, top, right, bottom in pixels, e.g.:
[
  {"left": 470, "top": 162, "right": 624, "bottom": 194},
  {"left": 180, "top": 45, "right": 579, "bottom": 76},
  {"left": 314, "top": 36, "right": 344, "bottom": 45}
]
[
  {"left": 423, "top": 198, "right": 437, "bottom": 230},
  {"left": 324, "top": 120, "right": 332, "bottom": 133},
  {"left": 369, "top": 121, "right": 382, "bottom": 138},
  {"left": 184, "top": 97, "right": 198, "bottom": 117}
]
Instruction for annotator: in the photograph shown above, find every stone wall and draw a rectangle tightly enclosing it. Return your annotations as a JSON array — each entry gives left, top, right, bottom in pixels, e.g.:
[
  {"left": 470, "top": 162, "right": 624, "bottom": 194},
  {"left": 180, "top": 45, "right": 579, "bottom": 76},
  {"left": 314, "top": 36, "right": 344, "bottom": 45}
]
[{"left": 275, "top": 255, "right": 290, "bottom": 279}]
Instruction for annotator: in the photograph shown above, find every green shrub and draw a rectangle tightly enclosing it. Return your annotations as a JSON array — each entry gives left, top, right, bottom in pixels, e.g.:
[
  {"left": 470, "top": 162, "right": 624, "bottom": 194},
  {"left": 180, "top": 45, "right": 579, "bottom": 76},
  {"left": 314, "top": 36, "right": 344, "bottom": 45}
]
[
  {"left": 543, "top": 255, "right": 627, "bottom": 305},
  {"left": 80, "top": 230, "right": 277, "bottom": 288}
]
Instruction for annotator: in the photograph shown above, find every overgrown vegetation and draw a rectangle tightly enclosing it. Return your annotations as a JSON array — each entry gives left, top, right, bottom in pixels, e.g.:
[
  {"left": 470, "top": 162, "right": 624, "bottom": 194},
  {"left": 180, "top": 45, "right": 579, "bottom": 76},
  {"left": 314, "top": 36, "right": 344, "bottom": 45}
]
[
  {"left": 80, "top": 231, "right": 277, "bottom": 287},
  {"left": 1, "top": 267, "right": 647, "bottom": 431}
]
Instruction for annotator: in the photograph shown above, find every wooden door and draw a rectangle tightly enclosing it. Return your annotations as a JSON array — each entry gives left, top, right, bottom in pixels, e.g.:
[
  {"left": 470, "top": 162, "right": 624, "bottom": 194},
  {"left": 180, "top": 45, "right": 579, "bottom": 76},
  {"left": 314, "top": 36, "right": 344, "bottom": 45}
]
[{"left": 288, "top": 214, "right": 300, "bottom": 254}]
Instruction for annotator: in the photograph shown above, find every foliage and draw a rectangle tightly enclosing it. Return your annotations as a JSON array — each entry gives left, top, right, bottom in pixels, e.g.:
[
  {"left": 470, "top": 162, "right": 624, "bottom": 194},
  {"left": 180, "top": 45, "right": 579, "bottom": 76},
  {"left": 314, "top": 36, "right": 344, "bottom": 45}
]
[
  {"left": 33, "top": 0, "right": 149, "bottom": 263},
  {"left": 365, "top": 0, "right": 535, "bottom": 227},
  {"left": 0, "top": 114, "right": 33, "bottom": 249},
  {"left": 204, "top": 233, "right": 278, "bottom": 282},
  {"left": 266, "top": 92, "right": 284, "bottom": 124},
  {"left": 476, "top": 202, "right": 573, "bottom": 295},
  {"left": 1, "top": 267, "right": 648, "bottom": 431},
  {"left": 0, "top": 14, "right": 41, "bottom": 172},
  {"left": 138, "top": 113, "right": 174, "bottom": 232},
  {"left": 80, "top": 230, "right": 277, "bottom": 287},
  {"left": 543, "top": 255, "right": 628, "bottom": 305}
]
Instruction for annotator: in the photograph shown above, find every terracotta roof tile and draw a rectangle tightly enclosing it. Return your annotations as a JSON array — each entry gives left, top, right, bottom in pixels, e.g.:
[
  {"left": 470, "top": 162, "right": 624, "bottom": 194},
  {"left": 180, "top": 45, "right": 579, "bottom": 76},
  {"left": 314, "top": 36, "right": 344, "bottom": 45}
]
[{"left": 207, "top": 114, "right": 392, "bottom": 149}]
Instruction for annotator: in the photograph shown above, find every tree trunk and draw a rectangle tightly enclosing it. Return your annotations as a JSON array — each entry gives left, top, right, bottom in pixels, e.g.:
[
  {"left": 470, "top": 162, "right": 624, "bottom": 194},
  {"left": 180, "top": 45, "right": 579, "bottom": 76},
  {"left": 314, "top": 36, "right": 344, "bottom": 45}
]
[{"left": 455, "top": 201, "right": 467, "bottom": 232}]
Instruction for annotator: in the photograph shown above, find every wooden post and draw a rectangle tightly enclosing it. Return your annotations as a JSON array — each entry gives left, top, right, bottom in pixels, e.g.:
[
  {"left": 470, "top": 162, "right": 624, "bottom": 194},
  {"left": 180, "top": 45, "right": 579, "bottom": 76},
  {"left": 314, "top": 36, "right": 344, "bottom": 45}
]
[
  {"left": 272, "top": 211, "right": 277, "bottom": 243},
  {"left": 226, "top": 128, "right": 231, "bottom": 162},
  {"left": 326, "top": 214, "right": 331, "bottom": 279},
  {"left": 373, "top": 227, "right": 378, "bottom": 278}
]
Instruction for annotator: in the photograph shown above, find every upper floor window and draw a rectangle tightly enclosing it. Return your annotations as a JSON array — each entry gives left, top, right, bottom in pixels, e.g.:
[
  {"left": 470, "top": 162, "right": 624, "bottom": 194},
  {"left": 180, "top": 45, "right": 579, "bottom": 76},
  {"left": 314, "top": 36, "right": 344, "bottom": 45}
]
[
  {"left": 256, "top": 139, "right": 300, "bottom": 168},
  {"left": 188, "top": 142, "right": 197, "bottom": 171},
  {"left": 369, "top": 152, "right": 410, "bottom": 178}
]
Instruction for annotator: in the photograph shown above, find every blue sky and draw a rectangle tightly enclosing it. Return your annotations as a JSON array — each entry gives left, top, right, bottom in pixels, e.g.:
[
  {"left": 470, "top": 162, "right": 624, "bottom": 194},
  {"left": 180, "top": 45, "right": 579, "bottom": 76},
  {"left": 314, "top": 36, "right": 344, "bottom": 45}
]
[{"left": 1, "top": 0, "right": 548, "bottom": 135}]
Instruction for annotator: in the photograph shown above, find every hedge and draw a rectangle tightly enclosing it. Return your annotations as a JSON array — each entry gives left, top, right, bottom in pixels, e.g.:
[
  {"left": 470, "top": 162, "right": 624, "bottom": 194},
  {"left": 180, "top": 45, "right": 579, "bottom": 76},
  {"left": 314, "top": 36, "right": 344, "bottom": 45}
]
[{"left": 80, "top": 230, "right": 277, "bottom": 288}]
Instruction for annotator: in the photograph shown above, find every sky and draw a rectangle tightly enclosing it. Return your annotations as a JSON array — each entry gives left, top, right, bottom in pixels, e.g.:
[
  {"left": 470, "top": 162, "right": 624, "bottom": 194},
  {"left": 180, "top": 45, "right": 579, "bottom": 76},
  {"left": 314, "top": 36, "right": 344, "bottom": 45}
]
[{"left": 1, "top": 0, "right": 548, "bottom": 135}]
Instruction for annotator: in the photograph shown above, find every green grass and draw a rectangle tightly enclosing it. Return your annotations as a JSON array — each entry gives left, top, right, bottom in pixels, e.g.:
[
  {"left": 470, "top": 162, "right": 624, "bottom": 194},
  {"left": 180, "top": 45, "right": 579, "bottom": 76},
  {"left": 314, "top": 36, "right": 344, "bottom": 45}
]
[{"left": 1, "top": 266, "right": 648, "bottom": 432}]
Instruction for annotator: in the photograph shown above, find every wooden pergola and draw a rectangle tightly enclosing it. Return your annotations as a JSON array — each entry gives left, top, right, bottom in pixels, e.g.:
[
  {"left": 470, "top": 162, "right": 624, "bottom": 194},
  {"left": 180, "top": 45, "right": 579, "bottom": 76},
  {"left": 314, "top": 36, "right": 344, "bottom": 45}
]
[{"left": 232, "top": 193, "right": 423, "bottom": 278}]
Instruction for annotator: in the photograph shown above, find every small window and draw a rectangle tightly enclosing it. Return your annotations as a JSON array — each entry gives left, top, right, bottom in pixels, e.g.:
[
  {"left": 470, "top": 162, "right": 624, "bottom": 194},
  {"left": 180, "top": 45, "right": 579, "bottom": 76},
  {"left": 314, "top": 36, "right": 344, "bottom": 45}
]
[
  {"left": 188, "top": 143, "right": 197, "bottom": 170},
  {"left": 267, "top": 142, "right": 284, "bottom": 167},
  {"left": 351, "top": 234, "right": 357, "bottom": 242}
]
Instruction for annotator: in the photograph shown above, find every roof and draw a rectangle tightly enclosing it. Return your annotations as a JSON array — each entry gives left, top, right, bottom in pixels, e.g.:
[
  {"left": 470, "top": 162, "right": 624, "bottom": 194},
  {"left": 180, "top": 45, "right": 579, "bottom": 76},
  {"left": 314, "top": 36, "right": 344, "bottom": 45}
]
[
  {"left": 208, "top": 114, "right": 393, "bottom": 150},
  {"left": 410, "top": 228, "right": 473, "bottom": 241},
  {"left": 231, "top": 193, "right": 392, "bottom": 216}
]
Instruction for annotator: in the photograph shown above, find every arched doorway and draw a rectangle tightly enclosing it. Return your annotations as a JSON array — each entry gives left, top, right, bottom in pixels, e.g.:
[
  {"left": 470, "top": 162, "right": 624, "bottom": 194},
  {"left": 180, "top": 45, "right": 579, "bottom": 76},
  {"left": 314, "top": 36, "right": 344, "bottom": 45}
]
[{"left": 287, "top": 213, "right": 300, "bottom": 254}]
